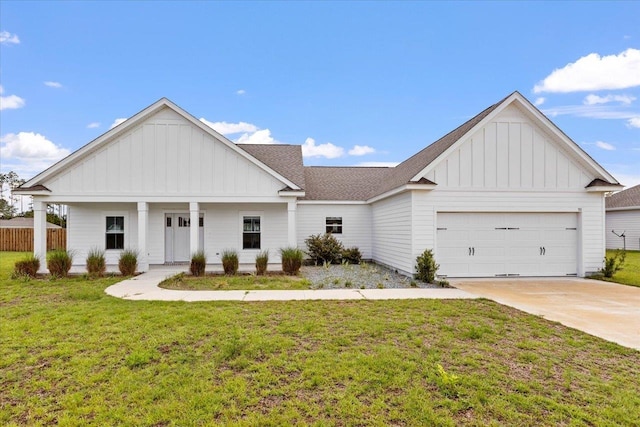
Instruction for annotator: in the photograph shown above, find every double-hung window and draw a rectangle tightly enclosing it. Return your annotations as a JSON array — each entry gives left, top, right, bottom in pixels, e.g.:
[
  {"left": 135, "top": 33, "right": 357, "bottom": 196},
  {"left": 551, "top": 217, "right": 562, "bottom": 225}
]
[
  {"left": 326, "top": 217, "right": 343, "bottom": 234},
  {"left": 106, "top": 216, "right": 124, "bottom": 250},
  {"left": 243, "top": 216, "right": 261, "bottom": 249}
]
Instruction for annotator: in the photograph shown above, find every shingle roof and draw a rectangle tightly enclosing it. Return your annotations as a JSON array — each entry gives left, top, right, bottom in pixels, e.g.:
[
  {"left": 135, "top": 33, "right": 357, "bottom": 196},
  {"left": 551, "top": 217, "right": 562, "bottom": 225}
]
[
  {"left": 0, "top": 218, "right": 62, "bottom": 228},
  {"left": 237, "top": 144, "right": 306, "bottom": 189},
  {"left": 606, "top": 184, "right": 640, "bottom": 209},
  {"left": 302, "top": 167, "right": 391, "bottom": 200}
]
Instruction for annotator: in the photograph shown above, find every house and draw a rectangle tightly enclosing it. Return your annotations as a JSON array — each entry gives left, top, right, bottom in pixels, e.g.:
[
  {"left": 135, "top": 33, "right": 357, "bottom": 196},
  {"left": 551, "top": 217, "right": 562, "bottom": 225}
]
[
  {"left": 606, "top": 184, "right": 640, "bottom": 251},
  {"left": 0, "top": 217, "right": 62, "bottom": 229},
  {"left": 16, "top": 92, "right": 622, "bottom": 277}
]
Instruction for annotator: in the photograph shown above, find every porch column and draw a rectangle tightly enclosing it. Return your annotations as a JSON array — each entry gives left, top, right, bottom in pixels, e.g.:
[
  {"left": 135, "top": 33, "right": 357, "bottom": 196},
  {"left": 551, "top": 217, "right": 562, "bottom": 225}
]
[
  {"left": 287, "top": 200, "right": 297, "bottom": 247},
  {"left": 190, "top": 202, "right": 200, "bottom": 256},
  {"left": 137, "top": 202, "right": 149, "bottom": 272},
  {"left": 33, "top": 199, "right": 48, "bottom": 273}
]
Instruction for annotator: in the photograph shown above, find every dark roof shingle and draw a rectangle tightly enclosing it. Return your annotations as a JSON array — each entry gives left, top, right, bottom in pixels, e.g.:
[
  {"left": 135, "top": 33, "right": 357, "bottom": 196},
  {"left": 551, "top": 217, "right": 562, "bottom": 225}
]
[
  {"left": 302, "top": 167, "right": 391, "bottom": 200},
  {"left": 606, "top": 184, "right": 640, "bottom": 209},
  {"left": 238, "top": 144, "right": 306, "bottom": 189}
]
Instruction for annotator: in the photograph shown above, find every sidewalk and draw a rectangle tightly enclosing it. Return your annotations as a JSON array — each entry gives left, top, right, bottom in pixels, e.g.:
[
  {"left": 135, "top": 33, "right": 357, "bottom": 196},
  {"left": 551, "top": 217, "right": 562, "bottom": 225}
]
[{"left": 104, "top": 267, "right": 477, "bottom": 302}]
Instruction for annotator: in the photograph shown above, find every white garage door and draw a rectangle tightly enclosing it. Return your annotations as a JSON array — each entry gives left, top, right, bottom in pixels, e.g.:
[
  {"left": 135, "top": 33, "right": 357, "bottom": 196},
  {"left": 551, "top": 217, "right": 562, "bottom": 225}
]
[{"left": 436, "top": 212, "right": 578, "bottom": 277}]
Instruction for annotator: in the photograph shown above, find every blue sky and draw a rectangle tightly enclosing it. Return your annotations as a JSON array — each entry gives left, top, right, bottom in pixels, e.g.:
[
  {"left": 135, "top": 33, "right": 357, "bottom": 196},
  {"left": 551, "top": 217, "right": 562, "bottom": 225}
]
[{"left": 1, "top": 1, "right": 639, "bottom": 187}]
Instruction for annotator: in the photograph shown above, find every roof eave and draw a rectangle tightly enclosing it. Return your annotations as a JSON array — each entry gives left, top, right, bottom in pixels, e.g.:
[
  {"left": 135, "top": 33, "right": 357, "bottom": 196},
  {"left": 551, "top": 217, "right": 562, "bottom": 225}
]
[{"left": 367, "top": 182, "right": 436, "bottom": 204}]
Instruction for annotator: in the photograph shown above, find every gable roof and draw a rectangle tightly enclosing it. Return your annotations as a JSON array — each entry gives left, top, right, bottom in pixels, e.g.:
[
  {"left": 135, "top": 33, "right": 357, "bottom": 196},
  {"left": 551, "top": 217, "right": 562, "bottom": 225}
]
[
  {"left": 302, "top": 167, "right": 390, "bottom": 201},
  {"left": 606, "top": 184, "right": 640, "bottom": 210},
  {"left": 20, "top": 98, "right": 302, "bottom": 192},
  {"left": 238, "top": 144, "right": 306, "bottom": 189}
]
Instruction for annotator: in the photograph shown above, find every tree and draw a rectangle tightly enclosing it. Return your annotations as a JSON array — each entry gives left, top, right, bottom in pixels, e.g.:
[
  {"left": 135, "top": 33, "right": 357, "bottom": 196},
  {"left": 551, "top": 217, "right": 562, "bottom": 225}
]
[
  {"left": 0, "top": 171, "right": 27, "bottom": 215},
  {"left": 0, "top": 198, "right": 16, "bottom": 218}
]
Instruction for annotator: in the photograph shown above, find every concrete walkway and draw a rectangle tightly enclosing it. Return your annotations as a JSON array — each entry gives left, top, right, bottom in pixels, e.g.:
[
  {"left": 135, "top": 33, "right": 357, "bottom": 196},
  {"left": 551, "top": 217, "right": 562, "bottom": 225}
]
[
  {"left": 104, "top": 267, "right": 477, "bottom": 302},
  {"left": 451, "top": 277, "right": 640, "bottom": 351}
]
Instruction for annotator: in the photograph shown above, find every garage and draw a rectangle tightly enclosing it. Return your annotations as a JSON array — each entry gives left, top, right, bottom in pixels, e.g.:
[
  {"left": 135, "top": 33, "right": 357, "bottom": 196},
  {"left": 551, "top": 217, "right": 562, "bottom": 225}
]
[{"left": 436, "top": 212, "right": 578, "bottom": 277}]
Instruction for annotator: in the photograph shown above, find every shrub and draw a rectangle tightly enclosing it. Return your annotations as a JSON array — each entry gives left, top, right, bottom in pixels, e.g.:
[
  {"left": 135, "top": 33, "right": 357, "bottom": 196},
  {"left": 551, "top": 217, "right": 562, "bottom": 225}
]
[
  {"left": 190, "top": 251, "right": 207, "bottom": 277},
  {"left": 255, "top": 250, "right": 269, "bottom": 276},
  {"left": 14, "top": 254, "right": 40, "bottom": 278},
  {"left": 601, "top": 250, "right": 626, "bottom": 278},
  {"left": 221, "top": 249, "right": 238, "bottom": 275},
  {"left": 118, "top": 249, "right": 138, "bottom": 276},
  {"left": 341, "top": 247, "right": 362, "bottom": 264},
  {"left": 305, "top": 233, "right": 344, "bottom": 264},
  {"left": 415, "top": 249, "right": 439, "bottom": 283},
  {"left": 86, "top": 247, "right": 106, "bottom": 277},
  {"left": 47, "top": 249, "right": 73, "bottom": 278},
  {"left": 281, "top": 247, "right": 304, "bottom": 275}
]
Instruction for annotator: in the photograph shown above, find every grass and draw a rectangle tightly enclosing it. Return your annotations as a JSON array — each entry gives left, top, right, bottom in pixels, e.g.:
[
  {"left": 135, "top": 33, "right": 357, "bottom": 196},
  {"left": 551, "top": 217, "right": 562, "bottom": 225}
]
[
  {"left": 1, "top": 251, "right": 639, "bottom": 425},
  {"left": 603, "top": 249, "right": 640, "bottom": 287},
  {"left": 159, "top": 272, "right": 312, "bottom": 291}
]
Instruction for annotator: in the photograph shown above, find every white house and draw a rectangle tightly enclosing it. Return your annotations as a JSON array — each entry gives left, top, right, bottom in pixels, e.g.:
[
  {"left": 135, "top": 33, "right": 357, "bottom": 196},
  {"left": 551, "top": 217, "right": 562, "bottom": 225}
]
[
  {"left": 606, "top": 184, "right": 640, "bottom": 251},
  {"left": 16, "top": 92, "right": 622, "bottom": 277}
]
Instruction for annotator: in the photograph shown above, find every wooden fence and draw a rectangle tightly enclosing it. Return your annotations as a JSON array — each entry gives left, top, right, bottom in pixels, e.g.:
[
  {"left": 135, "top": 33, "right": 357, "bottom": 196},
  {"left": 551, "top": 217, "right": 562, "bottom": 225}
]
[{"left": 0, "top": 228, "right": 67, "bottom": 251}]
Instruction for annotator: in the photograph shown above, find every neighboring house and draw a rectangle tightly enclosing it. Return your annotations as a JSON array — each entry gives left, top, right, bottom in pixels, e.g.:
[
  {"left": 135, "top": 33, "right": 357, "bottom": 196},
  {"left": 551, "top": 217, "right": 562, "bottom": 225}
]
[
  {"left": 16, "top": 92, "right": 622, "bottom": 277},
  {"left": 0, "top": 217, "right": 62, "bottom": 229},
  {"left": 605, "top": 184, "right": 640, "bottom": 251}
]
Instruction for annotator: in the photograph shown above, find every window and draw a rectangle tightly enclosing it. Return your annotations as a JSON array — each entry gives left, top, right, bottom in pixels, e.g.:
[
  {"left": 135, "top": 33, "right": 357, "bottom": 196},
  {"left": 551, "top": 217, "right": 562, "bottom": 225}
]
[
  {"left": 106, "top": 216, "right": 124, "bottom": 250},
  {"left": 243, "top": 216, "right": 261, "bottom": 249},
  {"left": 326, "top": 217, "right": 343, "bottom": 234}
]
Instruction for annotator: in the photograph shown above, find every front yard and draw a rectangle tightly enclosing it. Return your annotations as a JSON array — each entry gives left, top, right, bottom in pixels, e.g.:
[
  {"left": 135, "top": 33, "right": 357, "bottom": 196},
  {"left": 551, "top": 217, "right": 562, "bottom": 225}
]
[
  {"left": 1, "top": 252, "right": 639, "bottom": 425},
  {"left": 604, "top": 249, "right": 640, "bottom": 287}
]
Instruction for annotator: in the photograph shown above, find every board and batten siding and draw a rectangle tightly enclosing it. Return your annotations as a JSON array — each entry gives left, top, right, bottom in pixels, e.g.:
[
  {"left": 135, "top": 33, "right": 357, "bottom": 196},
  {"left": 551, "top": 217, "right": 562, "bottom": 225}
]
[
  {"left": 606, "top": 210, "right": 640, "bottom": 250},
  {"left": 296, "top": 204, "right": 372, "bottom": 259},
  {"left": 371, "top": 192, "right": 413, "bottom": 275},
  {"left": 44, "top": 107, "right": 285, "bottom": 197}
]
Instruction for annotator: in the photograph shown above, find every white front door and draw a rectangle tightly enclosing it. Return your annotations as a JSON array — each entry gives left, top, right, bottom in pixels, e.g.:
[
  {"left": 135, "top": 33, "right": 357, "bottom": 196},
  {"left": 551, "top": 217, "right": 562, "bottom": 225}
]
[
  {"left": 436, "top": 212, "right": 578, "bottom": 277},
  {"left": 165, "top": 213, "right": 204, "bottom": 263}
]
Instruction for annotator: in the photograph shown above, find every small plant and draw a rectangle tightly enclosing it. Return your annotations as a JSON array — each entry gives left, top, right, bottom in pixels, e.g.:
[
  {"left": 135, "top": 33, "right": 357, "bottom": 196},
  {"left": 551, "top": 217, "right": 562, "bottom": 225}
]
[
  {"left": 438, "top": 279, "right": 450, "bottom": 288},
  {"left": 13, "top": 254, "right": 40, "bottom": 278},
  {"left": 47, "top": 249, "right": 73, "bottom": 278},
  {"left": 601, "top": 249, "right": 626, "bottom": 278},
  {"left": 190, "top": 251, "right": 207, "bottom": 277},
  {"left": 344, "top": 281, "right": 353, "bottom": 288},
  {"left": 86, "top": 247, "right": 106, "bottom": 277},
  {"left": 118, "top": 249, "right": 138, "bottom": 276},
  {"left": 410, "top": 280, "right": 417, "bottom": 288},
  {"left": 280, "top": 247, "right": 304, "bottom": 275},
  {"left": 255, "top": 250, "right": 269, "bottom": 276},
  {"left": 376, "top": 283, "right": 384, "bottom": 289},
  {"left": 415, "top": 249, "right": 439, "bottom": 283},
  {"left": 332, "top": 278, "right": 340, "bottom": 285},
  {"left": 435, "top": 364, "right": 459, "bottom": 398},
  {"left": 341, "top": 247, "right": 362, "bottom": 264},
  {"left": 360, "top": 285, "right": 365, "bottom": 289},
  {"left": 221, "top": 249, "right": 239, "bottom": 275},
  {"left": 305, "top": 233, "right": 344, "bottom": 264}
]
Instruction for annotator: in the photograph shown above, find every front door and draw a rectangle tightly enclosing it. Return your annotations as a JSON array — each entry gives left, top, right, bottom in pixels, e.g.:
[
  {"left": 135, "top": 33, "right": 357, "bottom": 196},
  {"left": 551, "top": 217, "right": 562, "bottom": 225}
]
[{"left": 165, "top": 214, "right": 204, "bottom": 263}]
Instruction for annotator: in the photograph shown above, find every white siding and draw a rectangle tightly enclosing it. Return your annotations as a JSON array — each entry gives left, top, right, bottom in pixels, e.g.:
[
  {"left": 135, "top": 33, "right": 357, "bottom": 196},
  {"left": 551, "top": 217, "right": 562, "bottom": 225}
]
[
  {"left": 296, "top": 204, "right": 372, "bottom": 259},
  {"left": 46, "top": 108, "right": 286, "bottom": 197},
  {"left": 371, "top": 192, "right": 413, "bottom": 275},
  {"left": 606, "top": 210, "right": 640, "bottom": 250}
]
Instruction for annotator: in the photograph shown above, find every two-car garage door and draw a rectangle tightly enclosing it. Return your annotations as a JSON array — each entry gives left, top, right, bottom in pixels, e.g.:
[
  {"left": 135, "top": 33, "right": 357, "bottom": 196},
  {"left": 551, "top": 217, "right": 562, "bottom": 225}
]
[{"left": 436, "top": 212, "right": 577, "bottom": 277}]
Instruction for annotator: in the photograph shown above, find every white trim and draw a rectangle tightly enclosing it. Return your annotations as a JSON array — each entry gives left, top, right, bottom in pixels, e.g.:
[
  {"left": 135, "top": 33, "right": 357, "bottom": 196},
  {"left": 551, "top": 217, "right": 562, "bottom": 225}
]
[
  {"left": 297, "top": 200, "right": 368, "bottom": 205},
  {"left": 239, "top": 211, "right": 263, "bottom": 251},
  {"left": 587, "top": 185, "right": 624, "bottom": 193},
  {"left": 28, "top": 195, "right": 288, "bottom": 203},
  {"left": 103, "top": 211, "right": 129, "bottom": 252},
  {"left": 367, "top": 183, "right": 435, "bottom": 204},
  {"left": 278, "top": 190, "right": 306, "bottom": 197}
]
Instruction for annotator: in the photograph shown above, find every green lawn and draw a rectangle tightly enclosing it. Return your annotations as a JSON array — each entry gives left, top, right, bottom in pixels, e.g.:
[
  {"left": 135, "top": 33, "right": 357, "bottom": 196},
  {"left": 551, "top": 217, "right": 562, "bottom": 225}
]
[
  {"left": 159, "top": 272, "right": 312, "bottom": 291},
  {"left": 1, "top": 252, "right": 639, "bottom": 425},
  {"left": 604, "top": 249, "right": 640, "bottom": 287}
]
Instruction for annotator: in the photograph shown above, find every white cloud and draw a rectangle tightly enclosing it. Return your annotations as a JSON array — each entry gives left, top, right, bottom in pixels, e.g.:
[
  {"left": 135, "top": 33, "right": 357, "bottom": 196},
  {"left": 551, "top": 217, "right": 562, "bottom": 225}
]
[
  {"left": 348, "top": 145, "right": 376, "bottom": 156},
  {"left": 0, "top": 132, "right": 70, "bottom": 168},
  {"left": 301, "top": 138, "right": 344, "bottom": 159},
  {"left": 608, "top": 172, "right": 640, "bottom": 189},
  {"left": 86, "top": 122, "right": 100, "bottom": 129},
  {"left": 44, "top": 81, "right": 62, "bottom": 88},
  {"left": 236, "top": 129, "right": 278, "bottom": 145},
  {"left": 0, "top": 31, "right": 20, "bottom": 44},
  {"left": 533, "top": 48, "right": 640, "bottom": 93},
  {"left": 236, "top": 89, "right": 246, "bottom": 95},
  {"left": 627, "top": 117, "right": 640, "bottom": 128},
  {"left": 584, "top": 94, "right": 636, "bottom": 105},
  {"left": 534, "top": 97, "right": 545, "bottom": 106},
  {"left": 542, "top": 104, "right": 639, "bottom": 120},
  {"left": 595, "top": 141, "right": 616, "bottom": 151},
  {"left": 110, "top": 118, "right": 127, "bottom": 129},
  {"left": 199, "top": 118, "right": 258, "bottom": 135},
  {"left": 356, "top": 161, "right": 399, "bottom": 167},
  {"left": 0, "top": 85, "right": 25, "bottom": 111}
]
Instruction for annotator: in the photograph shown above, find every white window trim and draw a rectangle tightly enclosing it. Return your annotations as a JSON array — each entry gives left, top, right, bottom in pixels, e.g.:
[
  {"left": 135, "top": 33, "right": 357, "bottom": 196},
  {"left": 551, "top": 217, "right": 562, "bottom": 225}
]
[
  {"left": 239, "top": 211, "right": 263, "bottom": 251},
  {"left": 103, "top": 211, "right": 129, "bottom": 251},
  {"left": 325, "top": 216, "right": 343, "bottom": 235}
]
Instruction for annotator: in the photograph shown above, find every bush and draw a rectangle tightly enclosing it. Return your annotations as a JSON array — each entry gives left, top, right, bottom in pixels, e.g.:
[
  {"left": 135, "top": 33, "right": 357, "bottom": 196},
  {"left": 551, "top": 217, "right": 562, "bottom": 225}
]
[
  {"left": 118, "top": 249, "right": 138, "bottom": 276},
  {"left": 305, "top": 233, "right": 344, "bottom": 264},
  {"left": 341, "top": 247, "right": 362, "bottom": 264},
  {"left": 281, "top": 247, "right": 304, "bottom": 275},
  {"left": 47, "top": 249, "right": 73, "bottom": 278},
  {"left": 601, "top": 250, "right": 626, "bottom": 278},
  {"left": 255, "top": 250, "right": 269, "bottom": 275},
  {"left": 86, "top": 247, "right": 106, "bottom": 277},
  {"left": 221, "top": 249, "right": 238, "bottom": 275},
  {"left": 190, "top": 251, "right": 206, "bottom": 277},
  {"left": 14, "top": 254, "right": 40, "bottom": 278},
  {"left": 415, "top": 249, "right": 439, "bottom": 283}
]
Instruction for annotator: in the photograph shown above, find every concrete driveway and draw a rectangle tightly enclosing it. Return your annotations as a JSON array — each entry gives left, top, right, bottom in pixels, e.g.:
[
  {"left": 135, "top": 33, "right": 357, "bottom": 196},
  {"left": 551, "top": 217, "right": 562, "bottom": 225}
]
[{"left": 450, "top": 278, "right": 640, "bottom": 350}]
